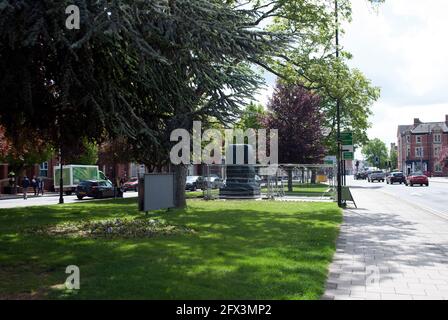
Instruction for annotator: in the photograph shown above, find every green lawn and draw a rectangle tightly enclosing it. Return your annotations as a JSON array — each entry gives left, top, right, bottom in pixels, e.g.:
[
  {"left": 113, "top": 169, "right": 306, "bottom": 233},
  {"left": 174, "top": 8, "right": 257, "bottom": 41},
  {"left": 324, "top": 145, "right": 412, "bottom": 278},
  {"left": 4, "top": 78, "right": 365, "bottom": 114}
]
[
  {"left": 262, "top": 183, "right": 334, "bottom": 197},
  {"left": 0, "top": 198, "right": 342, "bottom": 300},
  {"left": 185, "top": 191, "right": 204, "bottom": 199}
]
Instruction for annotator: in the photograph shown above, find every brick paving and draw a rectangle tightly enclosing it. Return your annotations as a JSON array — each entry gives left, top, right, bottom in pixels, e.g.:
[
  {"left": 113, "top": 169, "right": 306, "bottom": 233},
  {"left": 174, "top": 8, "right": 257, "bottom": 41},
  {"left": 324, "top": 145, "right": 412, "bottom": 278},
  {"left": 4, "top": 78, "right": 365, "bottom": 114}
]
[{"left": 324, "top": 185, "right": 448, "bottom": 300}]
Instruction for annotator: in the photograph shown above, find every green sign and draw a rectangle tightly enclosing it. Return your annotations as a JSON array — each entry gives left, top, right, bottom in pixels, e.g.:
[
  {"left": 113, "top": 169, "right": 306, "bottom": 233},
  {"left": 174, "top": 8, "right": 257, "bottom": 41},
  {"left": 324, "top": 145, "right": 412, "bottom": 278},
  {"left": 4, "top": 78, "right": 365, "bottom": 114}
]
[
  {"left": 340, "top": 132, "right": 353, "bottom": 146},
  {"left": 343, "top": 151, "right": 354, "bottom": 160}
]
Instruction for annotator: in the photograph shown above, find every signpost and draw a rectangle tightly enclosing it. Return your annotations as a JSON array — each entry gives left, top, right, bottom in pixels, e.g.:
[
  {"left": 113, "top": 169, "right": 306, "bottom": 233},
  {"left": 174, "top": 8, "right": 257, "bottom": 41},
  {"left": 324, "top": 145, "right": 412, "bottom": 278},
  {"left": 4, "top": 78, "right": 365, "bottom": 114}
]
[
  {"left": 324, "top": 155, "right": 337, "bottom": 165},
  {"left": 340, "top": 132, "right": 353, "bottom": 146},
  {"left": 340, "top": 132, "right": 354, "bottom": 195},
  {"left": 343, "top": 151, "right": 354, "bottom": 161}
]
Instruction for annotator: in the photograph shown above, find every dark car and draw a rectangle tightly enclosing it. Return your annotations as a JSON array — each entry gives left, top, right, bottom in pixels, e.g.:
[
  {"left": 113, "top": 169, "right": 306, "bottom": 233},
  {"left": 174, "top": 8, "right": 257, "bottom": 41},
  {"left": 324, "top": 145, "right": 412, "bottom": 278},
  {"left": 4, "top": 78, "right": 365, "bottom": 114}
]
[
  {"left": 405, "top": 171, "right": 429, "bottom": 187},
  {"left": 76, "top": 180, "right": 119, "bottom": 200},
  {"left": 123, "top": 177, "right": 139, "bottom": 192},
  {"left": 355, "top": 171, "right": 368, "bottom": 180},
  {"left": 386, "top": 172, "right": 406, "bottom": 185},
  {"left": 186, "top": 176, "right": 200, "bottom": 191}
]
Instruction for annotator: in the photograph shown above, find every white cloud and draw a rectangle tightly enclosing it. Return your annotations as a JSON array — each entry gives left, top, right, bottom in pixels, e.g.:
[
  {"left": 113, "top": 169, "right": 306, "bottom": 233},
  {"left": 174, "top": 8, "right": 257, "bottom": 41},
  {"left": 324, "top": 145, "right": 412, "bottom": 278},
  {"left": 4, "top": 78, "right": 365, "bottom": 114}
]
[
  {"left": 258, "top": 0, "right": 448, "bottom": 157},
  {"left": 343, "top": 0, "right": 448, "bottom": 103},
  {"left": 344, "top": 0, "right": 448, "bottom": 151}
]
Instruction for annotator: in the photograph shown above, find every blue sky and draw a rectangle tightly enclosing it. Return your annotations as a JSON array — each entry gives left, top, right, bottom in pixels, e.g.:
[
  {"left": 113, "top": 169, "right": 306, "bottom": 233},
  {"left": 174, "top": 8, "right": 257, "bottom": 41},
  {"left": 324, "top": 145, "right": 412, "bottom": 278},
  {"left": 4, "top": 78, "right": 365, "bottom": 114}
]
[{"left": 255, "top": 0, "right": 448, "bottom": 155}]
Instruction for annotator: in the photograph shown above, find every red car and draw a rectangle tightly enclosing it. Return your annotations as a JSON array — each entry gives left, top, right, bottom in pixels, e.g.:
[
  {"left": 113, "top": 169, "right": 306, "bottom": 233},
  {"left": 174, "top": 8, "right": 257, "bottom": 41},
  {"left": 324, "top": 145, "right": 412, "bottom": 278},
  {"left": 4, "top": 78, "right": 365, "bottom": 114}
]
[
  {"left": 405, "top": 171, "right": 429, "bottom": 187},
  {"left": 123, "top": 177, "right": 139, "bottom": 192}
]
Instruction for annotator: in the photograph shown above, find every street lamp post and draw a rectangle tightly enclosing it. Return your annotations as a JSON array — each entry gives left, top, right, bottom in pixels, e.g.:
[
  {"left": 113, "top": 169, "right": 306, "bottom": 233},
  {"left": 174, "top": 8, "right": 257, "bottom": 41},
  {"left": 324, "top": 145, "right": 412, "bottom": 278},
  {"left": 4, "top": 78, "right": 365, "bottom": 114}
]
[
  {"left": 59, "top": 147, "right": 64, "bottom": 204},
  {"left": 335, "top": 0, "right": 343, "bottom": 207}
]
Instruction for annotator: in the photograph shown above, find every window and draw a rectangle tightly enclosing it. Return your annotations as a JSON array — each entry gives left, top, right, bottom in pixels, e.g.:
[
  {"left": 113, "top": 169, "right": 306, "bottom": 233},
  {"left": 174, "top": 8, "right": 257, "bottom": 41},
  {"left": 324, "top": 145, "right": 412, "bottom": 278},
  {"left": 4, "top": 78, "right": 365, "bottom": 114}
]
[
  {"left": 406, "top": 135, "right": 411, "bottom": 144},
  {"left": 39, "top": 162, "right": 48, "bottom": 177},
  {"left": 416, "top": 147, "right": 424, "bottom": 157},
  {"left": 406, "top": 147, "right": 411, "bottom": 157},
  {"left": 434, "top": 134, "right": 442, "bottom": 143},
  {"left": 434, "top": 146, "right": 441, "bottom": 157},
  {"left": 435, "top": 163, "right": 443, "bottom": 172},
  {"left": 416, "top": 136, "right": 422, "bottom": 144}
]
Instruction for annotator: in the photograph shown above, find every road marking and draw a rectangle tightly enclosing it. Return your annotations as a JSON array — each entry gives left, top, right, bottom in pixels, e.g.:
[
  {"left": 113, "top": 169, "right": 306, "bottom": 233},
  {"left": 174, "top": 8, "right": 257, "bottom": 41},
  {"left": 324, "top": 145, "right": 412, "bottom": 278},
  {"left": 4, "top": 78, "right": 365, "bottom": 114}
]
[{"left": 410, "top": 192, "right": 422, "bottom": 197}]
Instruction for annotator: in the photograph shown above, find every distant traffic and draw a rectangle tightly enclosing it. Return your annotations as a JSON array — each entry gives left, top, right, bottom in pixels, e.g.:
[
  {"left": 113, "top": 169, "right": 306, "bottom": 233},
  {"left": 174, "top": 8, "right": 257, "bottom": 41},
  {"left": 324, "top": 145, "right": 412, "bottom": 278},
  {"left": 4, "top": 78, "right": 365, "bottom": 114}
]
[{"left": 355, "top": 168, "right": 429, "bottom": 187}]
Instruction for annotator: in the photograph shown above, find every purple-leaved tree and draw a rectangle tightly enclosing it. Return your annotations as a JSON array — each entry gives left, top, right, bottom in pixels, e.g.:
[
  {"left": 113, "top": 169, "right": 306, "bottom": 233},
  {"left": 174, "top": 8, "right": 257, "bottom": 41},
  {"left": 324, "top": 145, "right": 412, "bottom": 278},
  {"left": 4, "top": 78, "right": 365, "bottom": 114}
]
[{"left": 262, "top": 82, "right": 326, "bottom": 190}]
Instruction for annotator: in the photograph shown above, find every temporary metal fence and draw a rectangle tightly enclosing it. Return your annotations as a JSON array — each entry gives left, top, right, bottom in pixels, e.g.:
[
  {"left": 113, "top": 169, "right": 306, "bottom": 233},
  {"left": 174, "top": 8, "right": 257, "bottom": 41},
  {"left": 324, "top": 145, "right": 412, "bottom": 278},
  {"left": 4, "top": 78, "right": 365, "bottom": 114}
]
[{"left": 195, "top": 164, "right": 337, "bottom": 201}]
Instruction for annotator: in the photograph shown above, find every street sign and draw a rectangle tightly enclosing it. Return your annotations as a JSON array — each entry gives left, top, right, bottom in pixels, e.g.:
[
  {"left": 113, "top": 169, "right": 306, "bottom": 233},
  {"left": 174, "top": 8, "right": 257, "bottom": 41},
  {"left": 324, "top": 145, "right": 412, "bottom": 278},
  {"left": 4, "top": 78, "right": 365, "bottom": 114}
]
[
  {"left": 343, "top": 151, "right": 354, "bottom": 160},
  {"left": 340, "top": 132, "right": 353, "bottom": 146},
  {"left": 324, "top": 155, "right": 337, "bottom": 165},
  {"left": 341, "top": 132, "right": 354, "bottom": 159}
]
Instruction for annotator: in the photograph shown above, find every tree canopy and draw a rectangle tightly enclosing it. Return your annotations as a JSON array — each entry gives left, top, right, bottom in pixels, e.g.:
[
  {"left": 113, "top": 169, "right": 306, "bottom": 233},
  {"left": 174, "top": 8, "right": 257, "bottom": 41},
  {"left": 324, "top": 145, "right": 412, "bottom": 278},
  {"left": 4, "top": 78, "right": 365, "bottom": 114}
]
[
  {"left": 0, "top": 0, "right": 384, "bottom": 206},
  {"left": 266, "top": 0, "right": 382, "bottom": 152},
  {"left": 362, "top": 138, "right": 389, "bottom": 169},
  {"left": 262, "top": 82, "right": 326, "bottom": 164}
]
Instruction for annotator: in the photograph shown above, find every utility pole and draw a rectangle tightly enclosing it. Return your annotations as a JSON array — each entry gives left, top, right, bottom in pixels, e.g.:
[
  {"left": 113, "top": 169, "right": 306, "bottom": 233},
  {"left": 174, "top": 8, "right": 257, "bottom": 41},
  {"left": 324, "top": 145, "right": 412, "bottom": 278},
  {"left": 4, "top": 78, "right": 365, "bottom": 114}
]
[
  {"left": 57, "top": 113, "right": 64, "bottom": 205},
  {"left": 59, "top": 147, "right": 64, "bottom": 204},
  {"left": 335, "top": 0, "right": 343, "bottom": 207}
]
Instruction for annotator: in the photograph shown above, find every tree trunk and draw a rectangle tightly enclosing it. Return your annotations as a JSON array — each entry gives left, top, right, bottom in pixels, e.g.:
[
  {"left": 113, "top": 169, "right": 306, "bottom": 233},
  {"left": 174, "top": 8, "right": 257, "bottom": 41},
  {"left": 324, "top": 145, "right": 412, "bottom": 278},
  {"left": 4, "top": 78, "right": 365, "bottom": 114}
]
[
  {"left": 173, "top": 164, "right": 187, "bottom": 208},
  {"left": 287, "top": 168, "right": 293, "bottom": 192}
]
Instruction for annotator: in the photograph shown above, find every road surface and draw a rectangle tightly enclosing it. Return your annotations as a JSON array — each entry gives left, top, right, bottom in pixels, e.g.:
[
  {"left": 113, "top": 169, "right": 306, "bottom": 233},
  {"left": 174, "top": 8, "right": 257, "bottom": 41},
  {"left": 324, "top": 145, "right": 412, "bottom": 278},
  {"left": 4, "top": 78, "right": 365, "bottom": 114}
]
[{"left": 352, "top": 177, "right": 448, "bottom": 218}]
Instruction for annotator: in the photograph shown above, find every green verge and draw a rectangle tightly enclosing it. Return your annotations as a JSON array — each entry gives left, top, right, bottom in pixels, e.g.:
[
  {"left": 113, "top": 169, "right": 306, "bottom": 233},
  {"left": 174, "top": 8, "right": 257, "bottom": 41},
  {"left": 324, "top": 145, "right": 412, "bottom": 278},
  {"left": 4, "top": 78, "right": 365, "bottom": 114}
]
[
  {"left": 262, "top": 183, "right": 334, "bottom": 197},
  {"left": 0, "top": 198, "right": 342, "bottom": 300}
]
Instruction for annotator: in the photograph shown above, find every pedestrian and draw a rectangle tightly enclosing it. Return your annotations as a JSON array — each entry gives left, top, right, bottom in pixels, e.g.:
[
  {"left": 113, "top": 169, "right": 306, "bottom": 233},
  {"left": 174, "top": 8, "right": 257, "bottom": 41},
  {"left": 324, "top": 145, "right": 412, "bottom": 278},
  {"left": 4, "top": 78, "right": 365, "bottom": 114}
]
[
  {"left": 37, "top": 178, "right": 45, "bottom": 196},
  {"left": 31, "top": 176, "right": 38, "bottom": 196},
  {"left": 22, "top": 176, "right": 30, "bottom": 200}
]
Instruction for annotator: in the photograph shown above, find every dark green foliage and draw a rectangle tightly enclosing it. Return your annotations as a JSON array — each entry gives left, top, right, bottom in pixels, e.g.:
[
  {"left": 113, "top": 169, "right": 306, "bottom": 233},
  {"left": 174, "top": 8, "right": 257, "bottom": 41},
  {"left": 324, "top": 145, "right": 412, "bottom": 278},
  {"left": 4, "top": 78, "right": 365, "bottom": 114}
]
[{"left": 0, "top": 0, "right": 286, "bottom": 145}]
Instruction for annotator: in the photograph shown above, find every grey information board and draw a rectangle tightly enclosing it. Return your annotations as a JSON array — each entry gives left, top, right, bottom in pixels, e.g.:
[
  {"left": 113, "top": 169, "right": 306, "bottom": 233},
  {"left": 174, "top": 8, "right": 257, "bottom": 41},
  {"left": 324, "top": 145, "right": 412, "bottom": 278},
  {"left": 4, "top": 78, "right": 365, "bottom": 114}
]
[{"left": 139, "top": 174, "right": 175, "bottom": 212}]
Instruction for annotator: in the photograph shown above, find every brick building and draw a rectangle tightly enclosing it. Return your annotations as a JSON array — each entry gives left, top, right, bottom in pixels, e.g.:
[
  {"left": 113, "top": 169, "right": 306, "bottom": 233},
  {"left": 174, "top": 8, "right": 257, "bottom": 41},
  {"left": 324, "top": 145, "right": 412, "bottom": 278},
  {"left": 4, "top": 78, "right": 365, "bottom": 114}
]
[
  {"left": 397, "top": 115, "right": 448, "bottom": 177},
  {"left": 0, "top": 158, "right": 59, "bottom": 193},
  {"left": 0, "top": 155, "right": 147, "bottom": 193}
]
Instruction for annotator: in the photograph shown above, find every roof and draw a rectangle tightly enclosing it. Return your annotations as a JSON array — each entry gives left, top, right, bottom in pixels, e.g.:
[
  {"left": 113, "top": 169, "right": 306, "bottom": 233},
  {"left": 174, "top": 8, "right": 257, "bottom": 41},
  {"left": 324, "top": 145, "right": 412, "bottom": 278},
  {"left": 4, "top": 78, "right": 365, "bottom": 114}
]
[
  {"left": 412, "top": 122, "right": 448, "bottom": 134},
  {"left": 397, "top": 125, "right": 412, "bottom": 136},
  {"left": 397, "top": 122, "right": 448, "bottom": 135}
]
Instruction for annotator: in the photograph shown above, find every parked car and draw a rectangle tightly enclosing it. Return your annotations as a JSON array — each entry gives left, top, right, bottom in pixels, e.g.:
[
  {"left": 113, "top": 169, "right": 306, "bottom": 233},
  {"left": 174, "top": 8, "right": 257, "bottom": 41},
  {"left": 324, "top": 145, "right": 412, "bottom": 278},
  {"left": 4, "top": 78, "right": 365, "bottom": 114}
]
[
  {"left": 185, "top": 176, "right": 201, "bottom": 191},
  {"left": 197, "top": 175, "right": 223, "bottom": 189},
  {"left": 123, "top": 177, "right": 139, "bottom": 192},
  {"left": 368, "top": 171, "right": 385, "bottom": 183},
  {"left": 76, "top": 180, "right": 119, "bottom": 200},
  {"left": 386, "top": 172, "right": 406, "bottom": 185},
  {"left": 355, "top": 171, "right": 368, "bottom": 180},
  {"left": 405, "top": 171, "right": 429, "bottom": 187}
]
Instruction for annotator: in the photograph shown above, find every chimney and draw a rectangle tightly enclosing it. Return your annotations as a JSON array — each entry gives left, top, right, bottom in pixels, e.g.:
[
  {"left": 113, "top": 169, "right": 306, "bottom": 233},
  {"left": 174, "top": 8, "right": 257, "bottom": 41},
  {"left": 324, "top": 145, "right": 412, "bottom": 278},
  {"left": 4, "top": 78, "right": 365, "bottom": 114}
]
[
  {"left": 446, "top": 114, "right": 448, "bottom": 125},
  {"left": 414, "top": 118, "right": 421, "bottom": 126}
]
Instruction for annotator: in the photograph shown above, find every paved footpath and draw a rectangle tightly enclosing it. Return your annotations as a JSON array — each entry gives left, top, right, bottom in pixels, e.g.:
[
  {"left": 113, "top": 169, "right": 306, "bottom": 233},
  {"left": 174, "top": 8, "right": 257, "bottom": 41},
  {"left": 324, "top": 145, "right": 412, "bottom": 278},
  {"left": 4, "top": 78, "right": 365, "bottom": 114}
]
[{"left": 324, "top": 184, "right": 448, "bottom": 300}]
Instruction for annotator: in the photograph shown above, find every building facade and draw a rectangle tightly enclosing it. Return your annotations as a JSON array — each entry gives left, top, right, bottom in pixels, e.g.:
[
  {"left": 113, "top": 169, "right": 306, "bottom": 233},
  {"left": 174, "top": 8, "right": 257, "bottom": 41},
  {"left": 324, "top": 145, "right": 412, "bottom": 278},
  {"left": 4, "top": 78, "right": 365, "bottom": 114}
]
[
  {"left": 0, "top": 155, "right": 146, "bottom": 193},
  {"left": 397, "top": 116, "right": 448, "bottom": 177}
]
